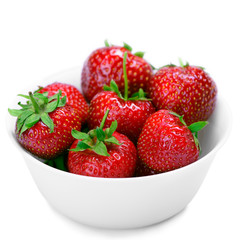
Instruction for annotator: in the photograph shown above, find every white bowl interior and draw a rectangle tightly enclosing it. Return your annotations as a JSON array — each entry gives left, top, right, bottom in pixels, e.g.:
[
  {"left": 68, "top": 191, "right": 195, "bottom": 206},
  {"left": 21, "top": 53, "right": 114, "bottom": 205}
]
[{"left": 6, "top": 67, "right": 231, "bottom": 229}]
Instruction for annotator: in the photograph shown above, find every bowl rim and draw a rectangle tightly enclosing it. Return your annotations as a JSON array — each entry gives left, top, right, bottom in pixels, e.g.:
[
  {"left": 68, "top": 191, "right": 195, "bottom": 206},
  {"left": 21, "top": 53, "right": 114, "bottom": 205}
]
[{"left": 6, "top": 67, "right": 232, "bottom": 182}]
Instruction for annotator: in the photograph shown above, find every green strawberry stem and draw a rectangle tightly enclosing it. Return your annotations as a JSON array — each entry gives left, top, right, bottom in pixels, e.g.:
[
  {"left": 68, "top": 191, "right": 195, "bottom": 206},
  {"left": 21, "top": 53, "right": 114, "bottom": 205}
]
[
  {"left": 100, "top": 109, "right": 110, "bottom": 129},
  {"left": 123, "top": 42, "right": 132, "bottom": 52},
  {"left": 103, "top": 51, "right": 150, "bottom": 101},
  {"left": 70, "top": 109, "right": 121, "bottom": 156}
]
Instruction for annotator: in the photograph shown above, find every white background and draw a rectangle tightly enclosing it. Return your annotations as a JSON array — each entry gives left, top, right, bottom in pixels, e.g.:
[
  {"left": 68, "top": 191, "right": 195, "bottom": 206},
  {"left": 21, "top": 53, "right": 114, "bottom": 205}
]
[{"left": 1, "top": 0, "right": 239, "bottom": 239}]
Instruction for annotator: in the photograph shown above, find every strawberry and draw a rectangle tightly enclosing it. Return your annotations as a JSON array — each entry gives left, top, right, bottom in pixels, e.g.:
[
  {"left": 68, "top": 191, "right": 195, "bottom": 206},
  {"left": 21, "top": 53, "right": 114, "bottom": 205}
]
[
  {"left": 87, "top": 52, "right": 155, "bottom": 144},
  {"left": 137, "top": 109, "right": 208, "bottom": 173},
  {"left": 81, "top": 41, "right": 153, "bottom": 102},
  {"left": 8, "top": 90, "right": 81, "bottom": 159},
  {"left": 38, "top": 82, "right": 89, "bottom": 124},
  {"left": 147, "top": 60, "right": 217, "bottom": 125},
  {"left": 134, "top": 158, "right": 160, "bottom": 177},
  {"left": 68, "top": 109, "right": 137, "bottom": 178}
]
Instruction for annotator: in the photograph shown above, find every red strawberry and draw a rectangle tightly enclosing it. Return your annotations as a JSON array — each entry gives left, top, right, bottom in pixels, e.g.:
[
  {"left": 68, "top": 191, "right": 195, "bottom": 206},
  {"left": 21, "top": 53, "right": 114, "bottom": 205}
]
[
  {"left": 38, "top": 82, "right": 89, "bottom": 124},
  {"left": 81, "top": 41, "right": 153, "bottom": 102},
  {"left": 87, "top": 52, "right": 155, "bottom": 144},
  {"left": 8, "top": 90, "right": 81, "bottom": 159},
  {"left": 147, "top": 61, "right": 217, "bottom": 125},
  {"left": 134, "top": 158, "right": 160, "bottom": 177},
  {"left": 68, "top": 110, "right": 137, "bottom": 178},
  {"left": 137, "top": 109, "right": 208, "bottom": 173}
]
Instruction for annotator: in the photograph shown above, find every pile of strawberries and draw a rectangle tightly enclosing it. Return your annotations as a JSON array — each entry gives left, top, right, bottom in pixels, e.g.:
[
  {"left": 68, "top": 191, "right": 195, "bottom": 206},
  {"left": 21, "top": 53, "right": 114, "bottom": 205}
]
[{"left": 9, "top": 41, "right": 217, "bottom": 178}]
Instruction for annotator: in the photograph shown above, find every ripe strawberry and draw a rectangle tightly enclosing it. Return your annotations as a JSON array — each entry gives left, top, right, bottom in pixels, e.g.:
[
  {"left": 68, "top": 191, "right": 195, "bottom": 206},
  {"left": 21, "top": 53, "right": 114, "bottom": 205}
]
[
  {"left": 38, "top": 82, "right": 89, "bottom": 124},
  {"left": 134, "top": 158, "right": 160, "bottom": 177},
  {"left": 87, "top": 52, "right": 155, "bottom": 144},
  {"left": 137, "top": 109, "right": 208, "bottom": 173},
  {"left": 68, "top": 110, "right": 137, "bottom": 178},
  {"left": 81, "top": 41, "right": 153, "bottom": 102},
  {"left": 8, "top": 90, "right": 81, "bottom": 159},
  {"left": 147, "top": 61, "right": 217, "bottom": 125}
]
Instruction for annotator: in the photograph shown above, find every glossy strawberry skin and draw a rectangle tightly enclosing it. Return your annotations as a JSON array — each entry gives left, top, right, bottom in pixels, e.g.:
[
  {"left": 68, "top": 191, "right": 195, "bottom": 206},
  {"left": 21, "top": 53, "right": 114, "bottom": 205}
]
[
  {"left": 39, "top": 82, "right": 89, "bottom": 124},
  {"left": 87, "top": 91, "right": 156, "bottom": 144},
  {"left": 148, "top": 66, "right": 217, "bottom": 125},
  {"left": 81, "top": 46, "right": 153, "bottom": 102},
  {"left": 16, "top": 105, "right": 81, "bottom": 159},
  {"left": 137, "top": 109, "right": 199, "bottom": 173},
  {"left": 67, "top": 131, "right": 137, "bottom": 178}
]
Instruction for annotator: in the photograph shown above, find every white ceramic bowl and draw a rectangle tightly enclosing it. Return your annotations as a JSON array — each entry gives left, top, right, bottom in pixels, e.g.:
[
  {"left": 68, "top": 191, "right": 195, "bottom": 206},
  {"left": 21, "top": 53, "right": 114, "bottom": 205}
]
[{"left": 6, "top": 67, "right": 231, "bottom": 229}]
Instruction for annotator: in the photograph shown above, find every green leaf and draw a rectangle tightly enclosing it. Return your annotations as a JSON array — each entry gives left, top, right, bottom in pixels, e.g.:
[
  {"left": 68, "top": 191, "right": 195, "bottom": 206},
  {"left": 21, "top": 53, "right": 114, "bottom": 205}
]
[
  {"left": 18, "top": 102, "right": 31, "bottom": 109},
  {"left": 17, "top": 94, "right": 30, "bottom": 99},
  {"left": 188, "top": 121, "right": 208, "bottom": 133},
  {"left": 34, "top": 87, "right": 44, "bottom": 94},
  {"left": 71, "top": 129, "right": 90, "bottom": 140},
  {"left": 104, "top": 136, "right": 121, "bottom": 145},
  {"left": 58, "top": 95, "right": 67, "bottom": 107},
  {"left": 169, "top": 111, "right": 181, "bottom": 118},
  {"left": 53, "top": 155, "right": 68, "bottom": 171},
  {"left": 89, "top": 129, "right": 96, "bottom": 138},
  {"left": 123, "top": 42, "right": 132, "bottom": 52},
  {"left": 150, "top": 64, "right": 157, "bottom": 70},
  {"left": 169, "top": 111, "right": 187, "bottom": 126},
  {"left": 34, "top": 92, "right": 48, "bottom": 104},
  {"left": 110, "top": 80, "right": 120, "bottom": 93},
  {"left": 45, "top": 159, "right": 55, "bottom": 167},
  {"left": 128, "top": 88, "right": 151, "bottom": 101},
  {"left": 29, "top": 92, "right": 40, "bottom": 114},
  {"left": 104, "top": 39, "right": 110, "bottom": 47},
  {"left": 193, "top": 133, "right": 202, "bottom": 155},
  {"left": 103, "top": 80, "right": 123, "bottom": 99},
  {"left": 160, "top": 63, "right": 176, "bottom": 68},
  {"left": 40, "top": 112, "right": 54, "bottom": 133},
  {"left": 134, "top": 51, "right": 145, "bottom": 58},
  {"left": 48, "top": 90, "right": 62, "bottom": 102},
  {"left": 103, "top": 85, "right": 112, "bottom": 91},
  {"left": 107, "top": 120, "right": 118, "bottom": 137},
  {"left": 196, "top": 66, "right": 205, "bottom": 70},
  {"left": 8, "top": 108, "right": 24, "bottom": 117},
  {"left": 45, "top": 100, "right": 58, "bottom": 113},
  {"left": 92, "top": 141, "right": 110, "bottom": 156},
  {"left": 96, "top": 127, "right": 106, "bottom": 141},
  {"left": 110, "top": 80, "right": 123, "bottom": 98},
  {"left": 179, "top": 58, "right": 184, "bottom": 67},
  {"left": 19, "top": 123, "right": 29, "bottom": 136},
  {"left": 24, "top": 114, "right": 40, "bottom": 128},
  {"left": 69, "top": 140, "right": 91, "bottom": 152},
  {"left": 179, "top": 116, "right": 187, "bottom": 126},
  {"left": 16, "top": 109, "right": 35, "bottom": 132}
]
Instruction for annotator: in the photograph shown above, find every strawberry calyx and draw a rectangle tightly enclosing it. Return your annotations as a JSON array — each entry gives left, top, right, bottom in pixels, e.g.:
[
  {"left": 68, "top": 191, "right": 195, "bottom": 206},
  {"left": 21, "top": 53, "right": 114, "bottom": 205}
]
[
  {"left": 169, "top": 111, "right": 208, "bottom": 154},
  {"left": 8, "top": 90, "right": 66, "bottom": 135},
  {"left": 103, "top": 52, "right": 150, "bottom": 101},
  {"left": 160, "top": 63, "right": 177, "bottom": 69},
  {"left": 179, "top": 58, "right": 190, "bottom": 68},
  {"left": 179, "top": 59, "right": 205, "bottom": 70},
  {"left": 160, "top": 59, "right": 205, "bottom": 70},
  {"left": 70, "top": 109, "right": 121, "bottom": 156},
  {"left": 104, "top": 40, "right": 145, "bottom": 58}
]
